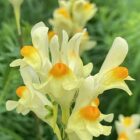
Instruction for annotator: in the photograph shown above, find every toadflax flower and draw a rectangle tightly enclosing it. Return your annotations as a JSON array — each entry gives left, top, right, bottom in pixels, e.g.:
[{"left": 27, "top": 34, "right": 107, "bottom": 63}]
[
  {"left": 9, "top": 0, "right": 23, "bottom": 35},
  {"left": 6, "top": 84, "right": 62, "bottom": 140},
  {"left": 49, "top": 0, "right": 97, "bottom": 54},
  {"left": 66, "top": 97, "right": 114, "bottom": 140},
  {"left": 72, "top": 37, "right": 133, "bottom": 113},
  {"left": 10, "top": 21, "right": 93, "bottom": 124},
  {"left": 115, "top": 114, "right": 140, "bottom": 140}
]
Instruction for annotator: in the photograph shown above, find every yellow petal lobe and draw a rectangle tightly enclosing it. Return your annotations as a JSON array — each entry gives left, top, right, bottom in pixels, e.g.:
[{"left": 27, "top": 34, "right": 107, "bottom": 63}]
[
  {"left": 57, "top": 8, "right": 70, "bottom": 18},
  {"left": 84, "top": 3, "right": 93, "bottom": 10},
  {"left": 123, "top": 117, "right": 133, "bottom": 127},
  {"left": 80, "top": 106, "right": 100, "bottom": 121}
]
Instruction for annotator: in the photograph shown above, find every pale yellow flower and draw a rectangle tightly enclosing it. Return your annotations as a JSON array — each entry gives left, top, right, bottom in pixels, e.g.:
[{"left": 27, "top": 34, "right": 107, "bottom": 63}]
[
  {"left": 72, "top": 0, "right": 97, "bottom": 27},
  {"left": 6, "top": 86, "right": 51, "bottom": 117},
  {"left": 116, "top": 115, "right": 140, "bottom": 140},
  {"left": 116, "top": 115, "right": 140, "bottom": 134},
  {"left": 66, "top": 97, "right": 113, "bottom": 140},
  {"left": 6, "top": 85, "right": 62, "bottom": 140},
  {"left": 94, "top": 37, "right": 134, "bottom": 95},
  {"left": 73, "top": 37, "right": 133, "bottom": 113},
  {"left": 49, "top": 0, "right": 97, "bottom": 54}
]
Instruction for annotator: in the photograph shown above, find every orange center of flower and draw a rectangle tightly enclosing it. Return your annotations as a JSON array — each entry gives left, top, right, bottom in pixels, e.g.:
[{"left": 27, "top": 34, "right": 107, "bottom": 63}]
[
  {"left": 123, "top": 117, "right": 133, "bottom": 127},
  {"left": 80, "top": 106, "right": 100, "bottom": 121},
  {"left": 112, "top": 67, "right": 128, "bottom": 80},
  {"left": 49, "top": 63, "right": 70, "bottom": 78},
  {"left": 16, "top": 86, "right": 27, "bottom": 98},
  {"left": 118, "top": 132, "right": 129, "bottom": 140},
  {"left": 20, "top": 46, "right": 38, "bottom": 57},
  {"left": 48, "top": 31, "right": 56, "bottom": 41},
  {"left": 92, "top": 98, "right": 100, "bottom": 107},
  {"left": 57, "top": 8, "right": 70, "bottom": 18}
]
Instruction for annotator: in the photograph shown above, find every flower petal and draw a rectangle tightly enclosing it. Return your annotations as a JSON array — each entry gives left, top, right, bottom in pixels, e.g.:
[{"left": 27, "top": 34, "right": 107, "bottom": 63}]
[
  {"left": 60, "top": 30, "right": 69, "bottom": 63},
  {"left": 20, "top": 66, "right": 40, "bottom": 85},
  {"left": 100, "top": 37, "right": 128, "bottom": 73},
  {"left": 6, "top": 100, "right": 18, "bottom": 111},
  {"left": 86, "top": 121, "right": 112, "bottom": 137},
  {"left": 83, "top": 63, "right": 93, "bottom": 77},
  {"left": 50, "top": 35, "right": 60, "bottom": 64},
  {"left": 105, "top": 81, "right": 133, "bottom": 95},
  {"left": 68, "top": 32, "right": 84, "bottom": 56},
  {"left": 100, "top": 113, "right": 114, "bottom": 123},
  {"left": 31, "top": 22, "right": 49, "bottom": 59},
  {"left": 134, "top": 129, "right": 140, "bottom": 140},
  {"left": 10, "top": 59, "right": 25, "bottom": 67}
]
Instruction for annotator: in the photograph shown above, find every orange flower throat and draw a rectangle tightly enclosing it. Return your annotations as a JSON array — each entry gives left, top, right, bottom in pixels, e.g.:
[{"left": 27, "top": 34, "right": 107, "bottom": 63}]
[
  {"left": 113, "top": 67, "right": 128, "bottom": 80},
  {"left": 80, "top": 106, "right": 100, "bottom": 121},
  {"left": 16, "top": 86, "right": 27, "bottom": 98},
  {"left": 49, "top": 63, "right": 70, "bottom": 78}
]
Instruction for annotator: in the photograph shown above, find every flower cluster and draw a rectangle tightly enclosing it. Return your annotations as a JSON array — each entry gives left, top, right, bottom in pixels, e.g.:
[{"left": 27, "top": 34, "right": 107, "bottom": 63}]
[
  {"left": 49, "top": 0, "right": 97, "bottom": 54},
  {"left": 6, "top": 21, "right": 133, "bottom": 140},
  {"left": 115, "top": 114, "right": 140, "bottom": 140}
]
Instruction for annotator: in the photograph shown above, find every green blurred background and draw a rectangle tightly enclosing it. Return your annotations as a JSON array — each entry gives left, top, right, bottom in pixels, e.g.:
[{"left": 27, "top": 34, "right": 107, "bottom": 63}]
[{"left": 0, "top": 0, "right": 140, "bottom": 139}]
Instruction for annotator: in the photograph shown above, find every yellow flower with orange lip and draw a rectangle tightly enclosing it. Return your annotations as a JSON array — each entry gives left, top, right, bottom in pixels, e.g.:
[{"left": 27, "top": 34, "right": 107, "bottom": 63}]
[
  {"left": 116, "top": 115, "right": 140, "bottom": 140},
  {"left": 6, "top": 85, "right": 62, "bottom": 140},
  {"left": 66, "top": 97, "right": 113, "bottom": 140},
  {"left": 90, "top": 37, "right": 134, "bottom": 96},
  {"left": 73, "top": 37, "right": 133, "bottom": 112},
  {"left": 72, "top": 0, "right": 97, "bottom": 27},
  {"left": 116, "top": 115, "right": 140, "bottom": 133},
  {"left": 49, "top": 0, "right": 97, "bottom": 54},
  {"left": 6, "top": 86, "right": 52, "bottom": 116}
]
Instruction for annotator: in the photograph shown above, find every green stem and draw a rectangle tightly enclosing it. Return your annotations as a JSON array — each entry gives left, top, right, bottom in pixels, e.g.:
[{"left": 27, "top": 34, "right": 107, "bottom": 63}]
[
  {"left": 61, "top": 107, "right": 70, "bottom": 125},
  {"left": 61, "top": 124, "right": 69, "bottom": 140},
  {"left": 14, "top": 7, "right": 21, "bottom": 35},
  {"left": 49, "top": 103, "right": 62, "bottom": 140},
  {"left": 34, "top": 114, "right": 43, "bottom": 140},
  {"left": 14, "top": 7, "right": 23, "bottom": 47}
]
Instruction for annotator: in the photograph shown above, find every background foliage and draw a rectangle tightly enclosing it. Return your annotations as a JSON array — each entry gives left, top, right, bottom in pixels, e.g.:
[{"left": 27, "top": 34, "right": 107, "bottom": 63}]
[{"left": 0, "top": 0, "right": 140, "bottom": 140}]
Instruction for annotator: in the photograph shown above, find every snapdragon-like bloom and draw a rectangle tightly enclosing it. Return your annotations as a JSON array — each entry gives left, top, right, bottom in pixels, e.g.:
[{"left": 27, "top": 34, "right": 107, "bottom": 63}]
[
  {"left": 115, "top": 114, "right": 140, "bottom": 140},
  {"left": 67, "top": 97, "right": 113, "bottom": 140},
  {"left": 49, "top": 0, "right": 97, "bottom": 54},
  {"left": 6, "top": 85, "right": 51, "bottom": 117},
  {"left": 73, "top": 37, "right": 133, "bottom": 112},
  {"left": 6, "top": 84, "right": 62, "bottom": 140},
  {"left": 10, "top": 22, "right": 93, "bottom": 123}
]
